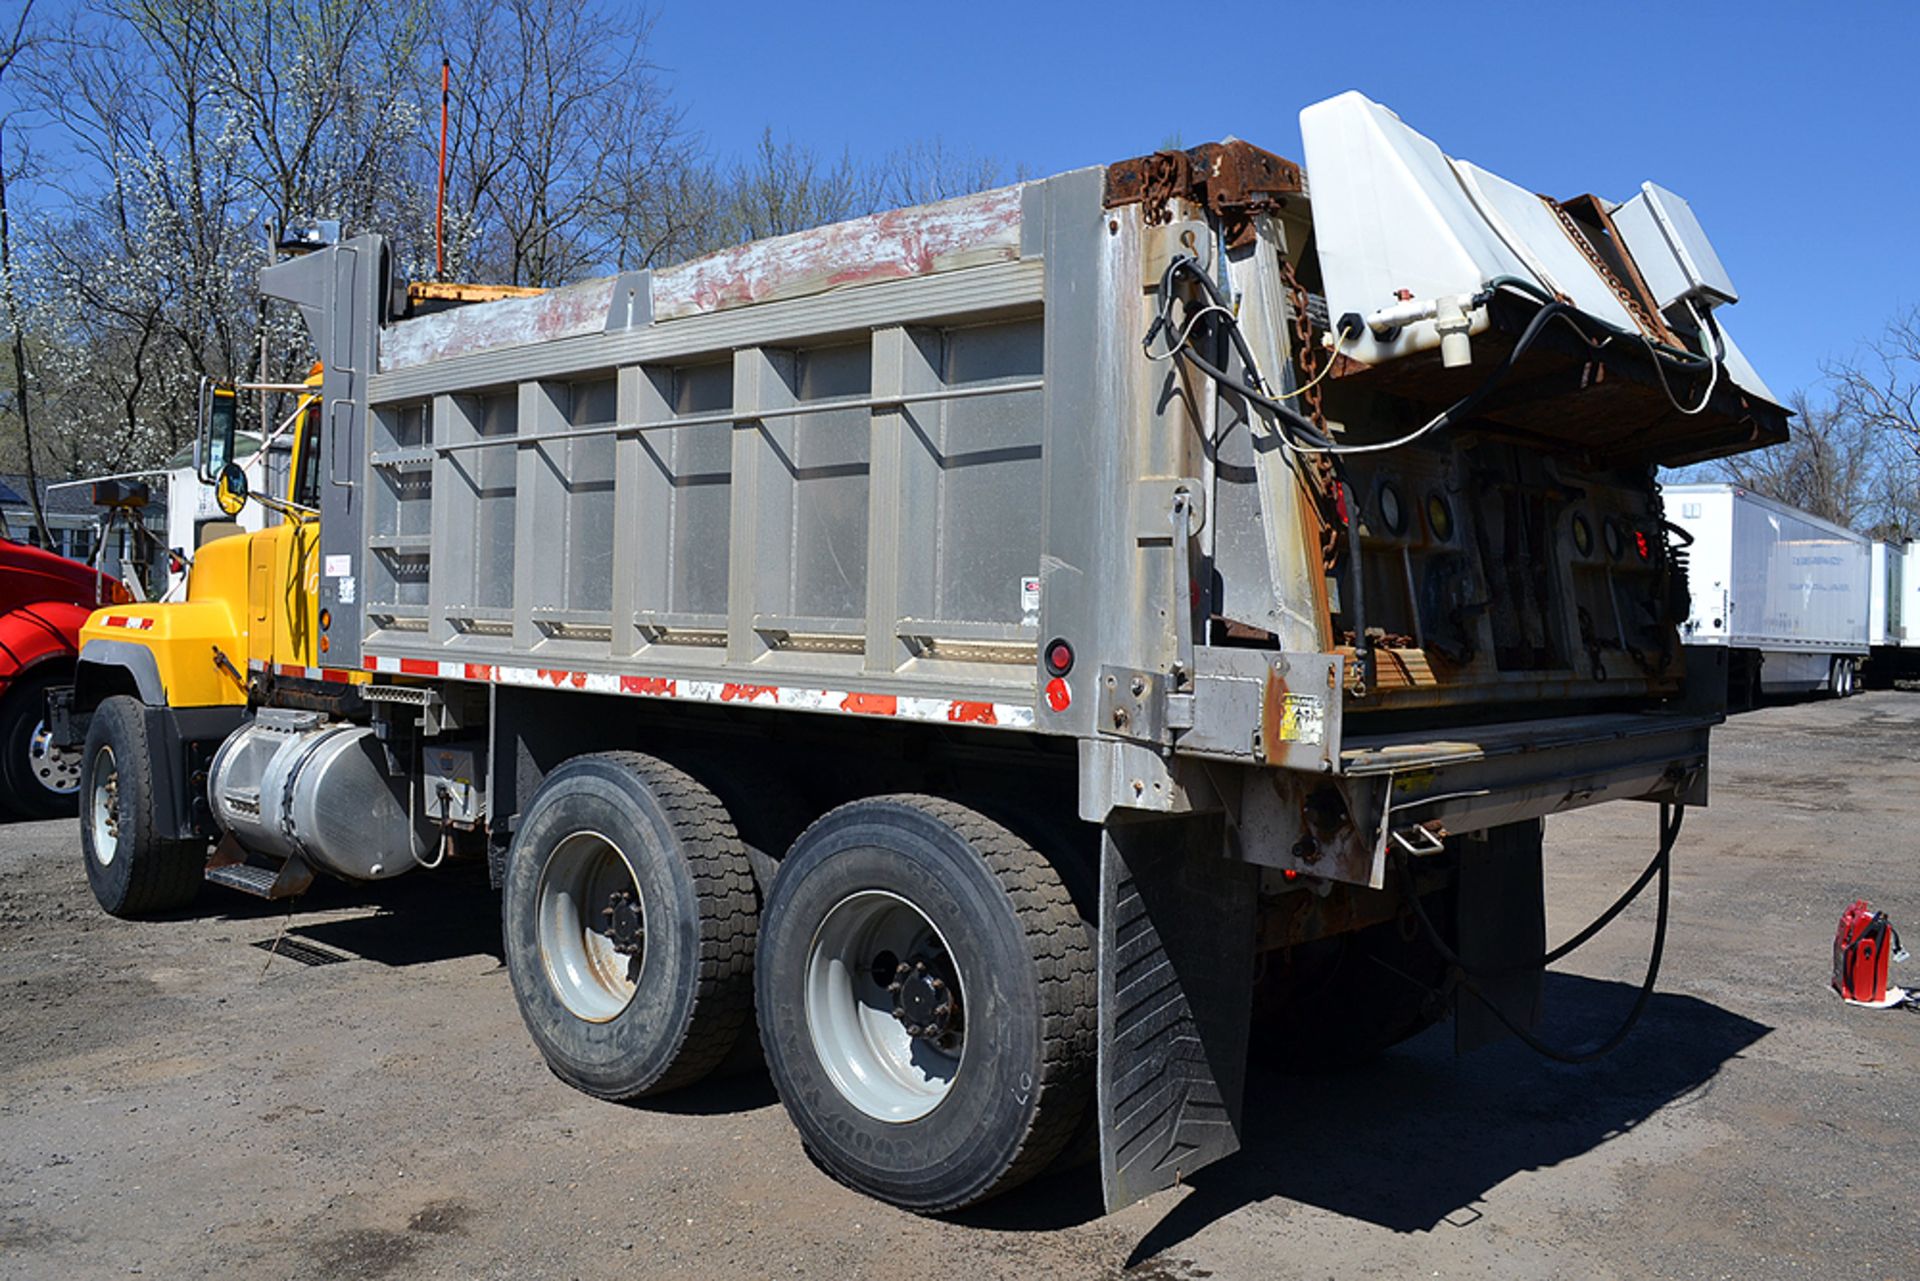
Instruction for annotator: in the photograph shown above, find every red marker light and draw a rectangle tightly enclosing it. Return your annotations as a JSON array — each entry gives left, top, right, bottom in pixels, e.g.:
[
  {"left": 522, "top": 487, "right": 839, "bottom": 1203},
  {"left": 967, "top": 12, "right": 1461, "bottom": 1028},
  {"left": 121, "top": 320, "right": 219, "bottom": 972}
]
[
  {"left": 1043, "top": 638, "right": 1074, "bottom": 678},
  {"left": 1634, "top": 530, "right": 1650, "bottom": 561},
  {"left": 1045, "top": 677, "right": 1072, "bottom": 712}
]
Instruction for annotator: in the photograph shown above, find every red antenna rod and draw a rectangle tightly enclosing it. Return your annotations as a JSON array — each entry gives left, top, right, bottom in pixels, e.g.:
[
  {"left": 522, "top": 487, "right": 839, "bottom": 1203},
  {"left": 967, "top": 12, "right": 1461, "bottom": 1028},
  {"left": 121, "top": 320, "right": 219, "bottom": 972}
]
[{"left": 436, "top": 57, "right": 449, "bottom": 280}]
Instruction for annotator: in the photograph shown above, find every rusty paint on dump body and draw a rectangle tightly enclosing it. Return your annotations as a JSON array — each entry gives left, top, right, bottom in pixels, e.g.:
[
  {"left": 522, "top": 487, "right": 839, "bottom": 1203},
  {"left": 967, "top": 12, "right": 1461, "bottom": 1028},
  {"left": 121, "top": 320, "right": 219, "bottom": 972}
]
[
  {"left": 649, "top": 185, "right": 1026, "bottom": 321},
  {"left": 380, "top": 277, "right": 617, "bottom": 371}
]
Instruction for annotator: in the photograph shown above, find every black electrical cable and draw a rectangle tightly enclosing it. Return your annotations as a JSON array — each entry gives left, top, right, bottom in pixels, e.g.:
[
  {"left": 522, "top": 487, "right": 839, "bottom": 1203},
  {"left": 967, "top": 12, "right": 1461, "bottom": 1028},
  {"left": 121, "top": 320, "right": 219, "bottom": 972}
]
[
  {"left": 1483, "top": 275, "right": 1716, "bottom": 372},
  {"left": 1396, "top": 803, "right": 1684, "bottom": 1065},
  {"left": 1144, "top": 254, "right": 1334, "bottom": 449},
  {"left": 1146, "top": 255, "right": 1617, "bottom": 458}
]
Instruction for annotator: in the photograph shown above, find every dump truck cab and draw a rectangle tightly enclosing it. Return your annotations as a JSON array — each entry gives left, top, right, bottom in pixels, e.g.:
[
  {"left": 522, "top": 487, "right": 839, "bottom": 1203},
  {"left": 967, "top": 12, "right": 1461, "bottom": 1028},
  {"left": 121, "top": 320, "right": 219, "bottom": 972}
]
[{"left": 63, "top": 365, "right": 333, "bottom": 857}]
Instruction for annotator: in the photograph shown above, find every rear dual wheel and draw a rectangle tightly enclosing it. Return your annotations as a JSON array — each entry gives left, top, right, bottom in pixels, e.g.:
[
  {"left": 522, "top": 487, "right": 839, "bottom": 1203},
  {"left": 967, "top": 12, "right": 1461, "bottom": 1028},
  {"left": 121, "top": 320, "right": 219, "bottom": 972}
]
[
  {"left": 501, "top": 752, "right": 758, "bottom": 1098},
  {"left": 504, "top": 771, "right": 1096, "bottom": 1213},
  {"left": 755, "top": 796, "right": 1094, "bottom": 1213}
]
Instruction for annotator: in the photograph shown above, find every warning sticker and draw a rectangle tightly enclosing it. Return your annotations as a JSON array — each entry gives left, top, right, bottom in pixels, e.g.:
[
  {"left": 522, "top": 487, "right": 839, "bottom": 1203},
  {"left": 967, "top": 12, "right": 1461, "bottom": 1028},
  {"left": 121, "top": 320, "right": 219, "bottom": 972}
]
[
  {"left": 324, "top": 554, "right": 351, "bottom": 578},
  {"left": 1274, "top": 693, "right": 1325, "bottom": 745},
  {"left": 1019, "top": 575, "right": 1041, "bottom": 626}
]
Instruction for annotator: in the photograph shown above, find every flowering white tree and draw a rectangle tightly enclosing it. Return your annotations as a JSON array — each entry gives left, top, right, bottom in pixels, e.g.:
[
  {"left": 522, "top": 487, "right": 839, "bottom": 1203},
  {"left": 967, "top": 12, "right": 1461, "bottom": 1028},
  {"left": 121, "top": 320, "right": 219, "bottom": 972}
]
[{"left": 0, "top": 0, "right": 1017, "bottom": 481}]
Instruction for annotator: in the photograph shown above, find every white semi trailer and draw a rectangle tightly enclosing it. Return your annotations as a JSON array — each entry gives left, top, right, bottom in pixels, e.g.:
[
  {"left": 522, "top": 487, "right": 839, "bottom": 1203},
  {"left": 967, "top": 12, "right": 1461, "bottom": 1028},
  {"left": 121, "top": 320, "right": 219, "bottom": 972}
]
[
  {"left": 59, "top": 92, "right": 1789, "bottom": 1215},
  {"left": 1665, "top": 483, "right": 1871, "bottom": 700},
  {"left": 1868, "top": 538, "right": 1920, "bottom": 685}
]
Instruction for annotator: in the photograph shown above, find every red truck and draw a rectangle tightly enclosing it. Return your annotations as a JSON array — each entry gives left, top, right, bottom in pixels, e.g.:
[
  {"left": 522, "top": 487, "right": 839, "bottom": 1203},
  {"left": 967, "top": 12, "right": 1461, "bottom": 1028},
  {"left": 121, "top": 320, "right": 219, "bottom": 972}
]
[{"left": 0, "top": 537, "right": 130, "bottom": 817}]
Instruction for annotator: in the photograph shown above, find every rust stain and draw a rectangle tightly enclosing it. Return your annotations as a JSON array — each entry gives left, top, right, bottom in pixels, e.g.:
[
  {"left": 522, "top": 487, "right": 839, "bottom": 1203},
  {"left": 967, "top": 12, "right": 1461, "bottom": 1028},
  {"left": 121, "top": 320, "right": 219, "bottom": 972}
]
[{"left": 1104, "top": 140, "right": 1303, "bottom": 249}]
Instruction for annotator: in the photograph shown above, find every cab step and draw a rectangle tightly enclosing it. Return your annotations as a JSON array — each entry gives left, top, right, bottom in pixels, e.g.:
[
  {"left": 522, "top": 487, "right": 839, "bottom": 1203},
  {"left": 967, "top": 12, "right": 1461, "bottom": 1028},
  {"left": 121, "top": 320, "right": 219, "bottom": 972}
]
[{"left": 204, "top": 855, "right": 314, "bottom": 900}]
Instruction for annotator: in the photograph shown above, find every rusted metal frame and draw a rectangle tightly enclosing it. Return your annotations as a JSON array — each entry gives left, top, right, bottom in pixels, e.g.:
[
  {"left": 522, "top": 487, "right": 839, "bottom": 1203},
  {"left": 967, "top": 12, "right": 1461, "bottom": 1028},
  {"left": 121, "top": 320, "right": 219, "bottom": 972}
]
[
  {"left": 1555, "top": 193, "right": 1684, "bottom": 348},
  {"left": 1104, "top": 140, "right": 1304, "bottom": 251},
  {"left": 1540, "top": 194, "right": 1682, "bottom": 348}
]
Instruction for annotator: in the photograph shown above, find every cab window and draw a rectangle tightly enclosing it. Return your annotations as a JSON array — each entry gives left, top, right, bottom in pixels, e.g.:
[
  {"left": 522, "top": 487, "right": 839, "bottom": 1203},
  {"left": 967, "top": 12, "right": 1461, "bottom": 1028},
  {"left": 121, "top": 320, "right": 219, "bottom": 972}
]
[{"left": 293, "top": 402, "right": 322, "bottom": 509}]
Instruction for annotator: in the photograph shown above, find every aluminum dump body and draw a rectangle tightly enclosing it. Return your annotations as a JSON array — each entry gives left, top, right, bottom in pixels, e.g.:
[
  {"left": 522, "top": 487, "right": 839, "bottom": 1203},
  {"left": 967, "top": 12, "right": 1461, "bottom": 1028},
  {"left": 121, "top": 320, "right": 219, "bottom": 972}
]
[{"left": 333, "top": 184, "right": 1060, "bottom": 732}]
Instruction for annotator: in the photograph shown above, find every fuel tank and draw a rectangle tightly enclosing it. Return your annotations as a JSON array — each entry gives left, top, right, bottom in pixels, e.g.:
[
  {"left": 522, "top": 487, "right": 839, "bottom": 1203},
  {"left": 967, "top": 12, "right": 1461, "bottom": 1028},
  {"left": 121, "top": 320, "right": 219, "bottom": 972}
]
[{"left": 208, "top": 709, "right": 430, "bottom": 880}]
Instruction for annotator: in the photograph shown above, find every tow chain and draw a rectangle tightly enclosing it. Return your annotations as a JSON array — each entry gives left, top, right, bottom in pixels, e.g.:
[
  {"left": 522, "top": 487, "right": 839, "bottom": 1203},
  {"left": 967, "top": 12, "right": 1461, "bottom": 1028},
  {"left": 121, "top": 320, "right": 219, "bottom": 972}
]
[{"left": 1277, "top": 253, "right": 1347, "bottom": 575}]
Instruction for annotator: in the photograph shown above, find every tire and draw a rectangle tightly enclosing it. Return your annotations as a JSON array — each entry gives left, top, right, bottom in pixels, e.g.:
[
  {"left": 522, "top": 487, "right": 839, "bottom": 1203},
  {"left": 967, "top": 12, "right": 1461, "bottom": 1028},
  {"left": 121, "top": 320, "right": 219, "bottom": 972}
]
[
  {"left": 79, "top": 695, "right": 204, "bottom": 916},
  {"left": 501, "top": 751, "right": 758, "bottom": 1100},
  {"left": 0, "top": 669, "right": 81, "bottom": 819},
  {"left": 754, "top": 795, "right": 1094, "bottom": 1213},
  {"left": 1249, "top": 889, "right": 1455, "bottom": 1073}
]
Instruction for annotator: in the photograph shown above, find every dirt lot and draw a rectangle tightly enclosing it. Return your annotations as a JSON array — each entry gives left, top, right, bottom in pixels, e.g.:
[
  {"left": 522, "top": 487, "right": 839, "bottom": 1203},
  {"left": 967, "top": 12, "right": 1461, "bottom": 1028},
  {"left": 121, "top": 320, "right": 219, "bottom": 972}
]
[{"left": 3, "top": 694, "right": 1918, "bottom": 1280}]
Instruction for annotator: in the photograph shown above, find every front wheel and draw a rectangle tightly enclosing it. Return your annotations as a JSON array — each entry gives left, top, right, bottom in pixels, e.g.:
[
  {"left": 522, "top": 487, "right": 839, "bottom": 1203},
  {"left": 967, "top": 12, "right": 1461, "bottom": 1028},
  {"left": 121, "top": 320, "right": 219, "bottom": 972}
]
[
  {"left": 78, "top": 696, "right": 203, "bottom": 916},
  {"left": 0, "top": 670, "right": 82, "bottom": 819},
  {"left": 755, "top": 795, "right": 1093, "bottom": 1213}
]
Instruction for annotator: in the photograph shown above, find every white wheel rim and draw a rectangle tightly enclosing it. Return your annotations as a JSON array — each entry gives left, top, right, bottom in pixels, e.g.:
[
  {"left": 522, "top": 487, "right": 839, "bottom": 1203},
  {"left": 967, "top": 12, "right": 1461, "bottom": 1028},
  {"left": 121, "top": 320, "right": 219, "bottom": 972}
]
[
  {"left": 28, "top": 719, "right": 82, "bottom": 796},
  {"left": 804, "top": 890, "right": 965, "bottom": 1123},
  {"left": 89, "top": 745, "right": 119, "bottom": 866},
  {"left": 536, "top": 830, "right": 644, "bottom": 1023}
]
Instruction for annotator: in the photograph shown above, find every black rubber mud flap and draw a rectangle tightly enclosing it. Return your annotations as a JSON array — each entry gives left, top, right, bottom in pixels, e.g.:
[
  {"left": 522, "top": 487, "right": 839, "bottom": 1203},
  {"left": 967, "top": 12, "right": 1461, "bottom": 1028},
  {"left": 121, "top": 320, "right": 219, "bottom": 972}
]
[
  {"left": 1453, "top": 819, "right": 1546, "bottom": 1053},
  {"left": 1098, "top": 815, "right": 1258, "bottom": 1212}
]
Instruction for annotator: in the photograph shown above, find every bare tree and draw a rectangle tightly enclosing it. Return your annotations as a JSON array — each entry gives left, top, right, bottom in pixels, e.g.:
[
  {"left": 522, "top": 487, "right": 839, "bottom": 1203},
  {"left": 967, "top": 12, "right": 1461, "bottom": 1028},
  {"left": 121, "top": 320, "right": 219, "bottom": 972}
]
[
  {"left": 0, "top": 0, "right": 51, "bottom": 540},
  {"left": 1829, "top": 307, "right": 1920, "bottom": 467},
  {"left": 711, "top": 128, "right": 866, "bottom": 244},
  {"left": 1712, "top": 391, "right": 1883, "bottom": 529},
  {"left": 868, "top": 138, "right": 1016, "bottom": 209},
  {"left": 1710, "top": 310, "right": 1920, "bottom": 541},
  {"left": 437, "top": 0, "right": 694, "bottom": 286}
]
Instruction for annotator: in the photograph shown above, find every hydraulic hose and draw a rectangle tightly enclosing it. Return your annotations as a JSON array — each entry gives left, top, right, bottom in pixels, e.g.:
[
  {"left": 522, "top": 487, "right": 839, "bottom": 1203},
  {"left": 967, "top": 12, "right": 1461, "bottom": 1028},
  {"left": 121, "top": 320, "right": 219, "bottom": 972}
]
[{"left": 1396, "top": 802, "right": 1684, "bottom": 1065}]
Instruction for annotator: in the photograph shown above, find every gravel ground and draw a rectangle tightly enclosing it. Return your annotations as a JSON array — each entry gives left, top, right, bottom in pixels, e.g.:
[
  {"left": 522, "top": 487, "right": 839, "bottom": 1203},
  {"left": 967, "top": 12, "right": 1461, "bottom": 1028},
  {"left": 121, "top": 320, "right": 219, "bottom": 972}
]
[{"left": 2, "top": 693, "right": 1917, "bottom": 1280}]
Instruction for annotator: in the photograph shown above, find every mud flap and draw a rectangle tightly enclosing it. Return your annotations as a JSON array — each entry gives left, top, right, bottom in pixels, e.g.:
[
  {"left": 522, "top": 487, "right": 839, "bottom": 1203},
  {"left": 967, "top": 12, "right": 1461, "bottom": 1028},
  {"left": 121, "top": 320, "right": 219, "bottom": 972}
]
[
  {"left": 1098, "top": 815, "right": 1258, "bottom": 1212},
  {"left": 1453, "top": 819, "right": 1546, "bottom": 1052}
]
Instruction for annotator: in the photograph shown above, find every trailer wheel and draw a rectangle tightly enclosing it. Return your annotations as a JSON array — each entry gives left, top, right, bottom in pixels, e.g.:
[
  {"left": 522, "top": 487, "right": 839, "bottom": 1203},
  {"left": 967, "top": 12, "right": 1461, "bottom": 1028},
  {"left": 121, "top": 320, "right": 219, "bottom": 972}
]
[
  {"left": 754, "top": 795, "right": 1093, "bottom": 1213},
  {"left": 1836, "top": 657, "right": 1859, "bottom": 697},
  {"left": 0, "top": 669, "right": 81, "bottom": 819},
  {"left": 79, "top": 695, "right": 203, "bottom": 917},
  {"left": 502, "top": 752, "right": 757, "bottom": 1099}
]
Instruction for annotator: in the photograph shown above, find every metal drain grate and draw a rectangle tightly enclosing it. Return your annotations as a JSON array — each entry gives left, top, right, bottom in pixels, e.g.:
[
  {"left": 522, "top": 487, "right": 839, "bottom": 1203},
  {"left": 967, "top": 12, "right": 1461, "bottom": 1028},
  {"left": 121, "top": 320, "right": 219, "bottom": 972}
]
[{"left": 250, "top": 936, "right": 352, "bottom": 967}]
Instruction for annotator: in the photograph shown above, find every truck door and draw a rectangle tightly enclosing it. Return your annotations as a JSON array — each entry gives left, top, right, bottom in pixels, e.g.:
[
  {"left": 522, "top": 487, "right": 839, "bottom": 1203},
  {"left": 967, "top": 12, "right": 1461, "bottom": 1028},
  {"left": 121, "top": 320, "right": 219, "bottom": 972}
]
[{"left": 247, "top": 533, "right": 274, "bottom": 669}]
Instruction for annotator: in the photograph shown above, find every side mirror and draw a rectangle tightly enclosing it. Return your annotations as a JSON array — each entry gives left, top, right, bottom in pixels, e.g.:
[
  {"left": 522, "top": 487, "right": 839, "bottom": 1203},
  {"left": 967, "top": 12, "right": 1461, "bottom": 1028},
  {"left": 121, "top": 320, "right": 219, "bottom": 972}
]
[
  {"left": 215, "top": 461, "right": 249, "bottom": 516},
  {"left": 200, "top": 380, "right": 240, "bottom": 484}
]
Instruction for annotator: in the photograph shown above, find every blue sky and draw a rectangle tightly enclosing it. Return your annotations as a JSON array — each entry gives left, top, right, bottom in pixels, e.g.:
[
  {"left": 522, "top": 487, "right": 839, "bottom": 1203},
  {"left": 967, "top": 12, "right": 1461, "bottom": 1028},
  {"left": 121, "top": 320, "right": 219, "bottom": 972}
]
[{"left": 653, "top": 0, "right": 1918, "bottom": 406}]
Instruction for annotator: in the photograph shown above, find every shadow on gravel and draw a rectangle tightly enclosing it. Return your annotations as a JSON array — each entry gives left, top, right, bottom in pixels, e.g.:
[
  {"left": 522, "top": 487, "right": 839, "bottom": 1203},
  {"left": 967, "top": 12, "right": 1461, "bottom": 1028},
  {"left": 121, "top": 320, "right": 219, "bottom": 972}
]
[
  {"left": 0, "top": 808, "right": 76, "bottom": 827},
  {"left": 957, "top": 974, "right": 1769, "bottom": 1258},
  {"left": 1112, "top": 974, "right": 1770, "bottom": 1265},
  {"left": 225, "top": 865, "right": 505, "bottom": 967}
]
